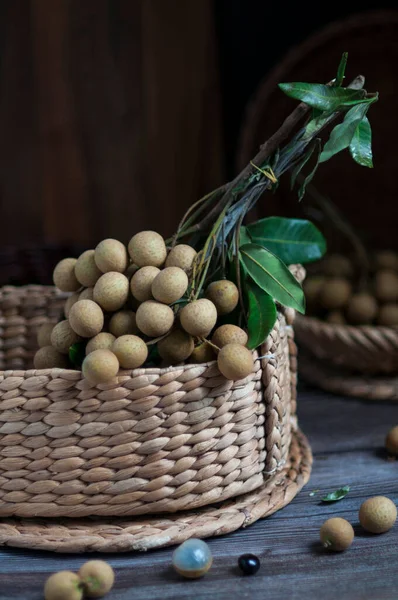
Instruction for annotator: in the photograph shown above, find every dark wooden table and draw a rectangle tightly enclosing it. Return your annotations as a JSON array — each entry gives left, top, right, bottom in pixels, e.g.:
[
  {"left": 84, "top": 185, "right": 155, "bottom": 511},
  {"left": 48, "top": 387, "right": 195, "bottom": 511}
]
[{"left": 1, "top": 388, "right": 397, "bottom": 600}]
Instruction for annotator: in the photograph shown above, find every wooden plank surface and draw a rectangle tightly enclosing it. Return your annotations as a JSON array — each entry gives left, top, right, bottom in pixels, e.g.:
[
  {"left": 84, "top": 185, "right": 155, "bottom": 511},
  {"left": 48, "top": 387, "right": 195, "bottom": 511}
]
[{"left": 0, "top": 388, "right": 397, "bottom": 600}]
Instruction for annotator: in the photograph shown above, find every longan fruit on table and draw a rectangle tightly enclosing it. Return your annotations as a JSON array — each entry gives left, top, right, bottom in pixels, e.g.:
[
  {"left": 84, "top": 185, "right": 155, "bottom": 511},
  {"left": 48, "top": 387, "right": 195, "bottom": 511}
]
[
  {"left": 130, "top": 266, "right": 160, "bottom": 302},
  {"left": 205, "top": 280, "right": 239, "bottom": 315},
  {"left": 53, "top": 258, "right": 80, "bottom": 292},
  {"left": 86, "top": 332, "right": 116, "bottom": 355},
  {"left": 212, "top": 324, "right": 248, "bottom": 348},
  {"left": 359, "top": 496, "right": 397, "bottom": 533},
  {"left": 319, "top": 518, "right": 354, "bottom": 551},
  {"left": 94, "top": 238, "right": 128, "bottom": 274},
  {"left": 180, "top": 299, "right": 217, "bottom": 337},
  {"left": 75, "top": 249, "right": 102, "bottom": 287},
  {"left": 217, "top": 343, "right": 254, "bottom": 380},
  {"left": 93, "top": 272, "right": 129, "bottom": 312},
  {"left": 44, "top": 570, "right": 83, "bottom": 600},
  {"left": 128, "top": 230, "right": 167, "bottom": 267},
  {"left": 385, "top": 425, "right": 398, "bottom": 455},
  {"left": 377, "top": 304, "right": 398, "bottom": 327},
  {"left": 158, "top": 329, "right": 194, "bottom": 363},
  {"left": 109, "top": 310, "right": 138, "bottom": 337},
  {"left": 320, "top": 278, "right": 352, "bottom": 310},
  {"left": 346, "top": 293, "right": 378, "bottom": 325},
  {"left": 374, "top": 269, "right": 398, "bottom": 302},
  {"left": 34, "top": 346, "right": 69, "bottom": 370},
  {"left": 190, "top": 342, "right": 215, "bottom": 363},
  {"left": 136, "top": 300, "right": 174, "bottom": 337},
  {"left": 69, "top": 300, "right": 104, "bottom": 338},
  {"left": 51, "top": 320, "right": 81, "bottom": 354},
  {"left": 166, "top": 244, "right": 197, "bottom": 272},
  {"left": 112, "top": 334, "right": 148, "bottom": 369},
  {"left": 37, "top": 322, "right": 55, "bottom": 348},
  {"left": 82, "top": 349, "right": 119, "bottom": 385},
  {"left": 78, "top": 560, "right": 115, "bottom": 598},
  {"left": 152, "top": 266, "right": 188, "bottom": 304}
]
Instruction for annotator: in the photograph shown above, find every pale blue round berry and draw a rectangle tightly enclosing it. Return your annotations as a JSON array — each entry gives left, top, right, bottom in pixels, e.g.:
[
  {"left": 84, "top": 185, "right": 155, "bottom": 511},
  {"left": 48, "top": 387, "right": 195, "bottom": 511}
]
[{"left": 172, "top": 538, "right": 213, "bottom": 578}]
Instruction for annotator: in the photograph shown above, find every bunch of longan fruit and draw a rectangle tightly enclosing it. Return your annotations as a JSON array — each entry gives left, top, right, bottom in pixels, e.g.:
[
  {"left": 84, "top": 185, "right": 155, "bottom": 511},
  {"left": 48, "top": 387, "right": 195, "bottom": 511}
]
[
  {"left": 304, "top": 251, "right": 398, "bottom": 326},
  {"left": 44, "top": 560, "right": 114, "bottom": 600},
  {"left": 34, "top": 231, "right": 254, "bottom": 384}
]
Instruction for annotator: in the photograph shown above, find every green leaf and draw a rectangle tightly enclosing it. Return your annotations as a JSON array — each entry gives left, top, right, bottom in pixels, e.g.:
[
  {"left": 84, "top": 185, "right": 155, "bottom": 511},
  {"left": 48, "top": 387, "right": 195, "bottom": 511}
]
[
  {"left": 349, "top": 116, "right": 373, "bottom": 168},
  {"left": 278, "top": 82, "right": 366, "bottom": 111},
  {"left": 239, "top": 243, "right": 305, "bottom": 313},
  {"left": 290, "top": 143, "right": 317, "bottom": 190},
  {"left": 319, "top": 103, "right": 370, "bottom": 163},
  {"left": 239, "top": 226, "right": 252, "bottom": 247},
  {"left": 335, "top": 52, "right": 348, "bottom": 87},
  {"left": 246, "top": 217, "right": 326, "bottom": 265},
  {"left": 298, "top": 138, "right": 322, "bottom": 201},
  {"left": 321, "top": 485, "right": 350, "bottom": 503},
  {"left": 69, "top": 342, "right": 87, "bottom": 369},
  {"left": 245, "top": 280, "right": 277, "bottom": 350}
]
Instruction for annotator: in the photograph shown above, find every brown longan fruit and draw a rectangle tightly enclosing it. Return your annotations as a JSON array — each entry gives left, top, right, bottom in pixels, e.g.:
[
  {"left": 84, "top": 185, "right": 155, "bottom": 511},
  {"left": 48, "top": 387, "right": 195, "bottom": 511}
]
[
  {"left": 128, "top": 231, "right": 167, "bottom": 267},
  {"left": 112, "top": 334, "right": 148, "bottom": 369},
  {"left": 189, "top": 342, "right": 215, "bottom": 363},
  {"left": 78, "top": 560, "right": 115, "bottom": 599},
  {"left": 180, "top": 299, "right": 218, "bottom": 337},
  {"left": 64, "top": 293, "right": 80, "bottom": 318},
  {"left": 109, "top": 310, "right": 138, "bottom": 337},
  {"left": 53, "top": 258, "right": 80, "bottom": 292},
  {"left": 34, "top": 346, "right": 69, "bottom": 369},
  {"left": 130, "top": 266, "right": 160, "bottom": 302},
  {"left": 320, "top": 278, "right": 352, "bottom": 310},
  {"left": 212, "top": 324, "right": 248, "bottom": 348},
  {"left": 152, "top": 267, "right": 188, "bottom": 304},
  {"left": 79, "top": 287, "right": 94, "bottom": 301},
  {"left": 93, "top": 272, "right": 129, "bottom": 312},
  {"left": 205, "top": 280, "right": 239, "bottom": 315},
  {"left": 51, "top": 320, "right": 81, "bottom": 354},
  {"left": 346, "top": 293, "right": 378, "bottom": 325},
  {"left": 359, "top": 496, "right": 397, "bottom": 533},
  {"left": 374, "top": 250, "right": 398, "bottom": 272},
  {"left": 136, "top": 300, "right": 174, "bottom": 337},
  {"left": 82, "top": 349, "right": 119, "bottom": 385},
  {"left": 44, "top": 570, "right": 83, "bottom": 600},
  {"left": 217, "top": 343, "right": 254, "bottom": 380},
  {"left": 374, "top": 270, "right": 398, "bottom": 302},
  {"left": 158, "top": 329, "right": 194, "bottom": 363},
  {"left": 75, "top": 249, "right": 102, "bottom": 287},
  {"left": 377, "top": 304, "right": 398, "bottom": 327},
  {"left": 69, "top": 300, "right": 104, "bottom": 338},
  {"left": 94, "top": 238, "right": 128, "bottom": 274},
  {"left": 303, "top": 276, "right": 325, "bottom": 308},
  {"left": 166, "top": 244, "right": 197, "bottom": 272},
  {"left": 326, "top": 310, "right": 346, "bottom": 325},
  {"left": 37, "top": 323, "right": 55, "bottom": 348},
  {"left": 319, "top": 518, "right": 354, "bottom": 551},
  {"left": 86, "top": 332, "right": 116, "bottom": 355},
  {"left": 385, "top": 425, "right": 398, "bottom": 455},
  {"left": 323, "top": 254, "right": 353, "bottom": 278}
]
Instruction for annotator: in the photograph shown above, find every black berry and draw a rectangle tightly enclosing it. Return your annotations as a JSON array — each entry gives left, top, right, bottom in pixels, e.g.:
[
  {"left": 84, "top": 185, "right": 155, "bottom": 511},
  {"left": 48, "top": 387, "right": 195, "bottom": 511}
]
[{"left": 238, "top": 554, "right": 260, "bottom": 575}]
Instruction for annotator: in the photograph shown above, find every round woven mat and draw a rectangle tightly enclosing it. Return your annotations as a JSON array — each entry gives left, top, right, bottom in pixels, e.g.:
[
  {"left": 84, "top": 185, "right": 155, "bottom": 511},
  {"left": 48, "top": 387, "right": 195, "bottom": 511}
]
[
  {"left": 0, "top": 429, "right": 311, "bottom": 553},
  {"left": 299, "top": 353, "right": 398, "bottom": 402}
]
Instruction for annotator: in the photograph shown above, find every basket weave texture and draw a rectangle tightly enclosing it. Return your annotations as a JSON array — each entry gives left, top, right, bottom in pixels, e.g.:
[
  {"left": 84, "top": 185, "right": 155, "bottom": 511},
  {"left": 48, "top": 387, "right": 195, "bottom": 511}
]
[{"left": 0, "top": 281, "right": 302, "bottom": 519}]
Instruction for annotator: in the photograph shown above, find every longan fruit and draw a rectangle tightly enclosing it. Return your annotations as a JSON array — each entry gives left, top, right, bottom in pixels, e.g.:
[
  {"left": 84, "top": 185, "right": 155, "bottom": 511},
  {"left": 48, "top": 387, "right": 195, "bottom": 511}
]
[
  {"left": 374, "top": 250, "right": 398, "bottom": 272},
  {"left": 303, "top": 276, "right": 325, "bottom": 308},
  {"left": 323, "top": 254, "right": 353, "bottom": 278},
  {"left": 166, "top": 244, "right": 197, "bottom": 272},
  {"left": 346, "top": 293, "right": 378, "bottom": 325},
  {"left": 82, "top": 349, "right": 119, "bottom": 385},
  {"left": 44, "top": 570, "right": 83, "bottom": 600},
  {"left": 212, "top": 324, "right": 248, "bottom": 348},
  {"left": 109, "top": 310, "right": 138, "bottom": 337},
  {"left": 385, "top": 425, "right": 398, "bottom": 455},
  {"left": 128, "top": 230, "right": 167, "bottom": 267},
  {"left": 94, "top": 238, "right": 128, "bottom": 274},
  {"left": 374, "top": 270, "right": 398, "bottom": 302},
  {"left": 37, "top": 322, "right": 55, "bottom": 348},
  {"left": 205, "top": 280, "right": 239, "bottom": 315},
  {"left": 320, "top": 278, "right": 352, "bottom": 310},
  {"left": 152, "top": 267, "right": 188, "bottom": 304},
  {"left": 75, "top": 249, "right": 102, "bottom": 287},
  {"left": 93, "top": 272, "right": 129, "bottom": 312},
  {"left": 51, "top": 320, "right": 81, "bottom": 354},
  {"left": 326, "top": 310, "right": 346, "bottom": 325},
  {"left": 130, "top": 266, "right": 160, "bottom": 302},
  {"left": 359, "top": 496, "right": 397, "bottom": 533},
  {"left": 112, "top": 334, "right": 148, "bottom": 369},
  {"left": 34, "top": 346, "right": 69, "bottom": 370},
  {"left": 69, "top": 300, "right": 104, "bottom": 338},
  {"left": 180, "top": 299, "right": 217, "bottom": 337},
  {"left": 64, "top": 293, "right": 80, "bottom": 318},
  {"left": 79, "top": 287, "right": 94, "bottom": 301},
  {"left": 78, "top": 560, "right": 115, "bottom": 599},
  {"left": 53, "top": 258, "right": 80, "bottom": 292},
  {"left": 190, "top": 342, "right": 215, "bottom": 363},
  {"left": 320, "top": 518, "right": 354, "bottom": 551},
  {"left": 377, "top": 304, "right": 398, "bottom": 327},
  {"left": 136, "top": 300, "right": 174, "bottom": 337},
  {"left": 158, "top": 329, "right": 194, "bottom": 363},
  {"left": 86, "top": 332, "right": 116, "bottom": 355},
  {"left": 217, "top": 343, "right": 254, "bottom": 380}
]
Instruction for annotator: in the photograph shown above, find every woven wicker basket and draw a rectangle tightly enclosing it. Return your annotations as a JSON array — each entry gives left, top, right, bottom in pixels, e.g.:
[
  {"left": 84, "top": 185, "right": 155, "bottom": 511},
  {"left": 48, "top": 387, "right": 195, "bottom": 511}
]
[{"left": 0, "top": 275, "right": 304, "bottom": 519}]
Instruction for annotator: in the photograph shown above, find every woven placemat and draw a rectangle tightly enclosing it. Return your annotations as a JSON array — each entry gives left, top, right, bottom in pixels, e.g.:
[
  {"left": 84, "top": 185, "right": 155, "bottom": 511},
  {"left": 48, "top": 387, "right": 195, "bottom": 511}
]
[
  {"left": 299, "top": 353, "right": 398, "bottom": 402},
  {"left": 0, "top": 429, "right": 311, "bottom": 553}
]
